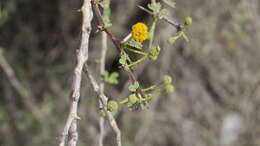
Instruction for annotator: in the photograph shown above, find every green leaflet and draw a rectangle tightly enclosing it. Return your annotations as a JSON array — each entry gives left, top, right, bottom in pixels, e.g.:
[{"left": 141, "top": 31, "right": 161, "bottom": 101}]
[
  {"left": 148, "top": 2, "right": 161, "bottom": 12},
  {"left": 104, "top": 71, "right": 119, "bottom": 84},
  {"left": 128, "top": 81, "right": 139, "bottom": 92},
  {"left": 125, "top": 39, "right": 143, "bottom": 50}
]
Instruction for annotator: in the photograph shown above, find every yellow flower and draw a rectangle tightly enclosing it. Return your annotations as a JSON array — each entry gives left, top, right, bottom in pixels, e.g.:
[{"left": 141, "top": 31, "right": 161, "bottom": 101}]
[{"left": 131, "top": 22, "right": 149, "bottom": 42}]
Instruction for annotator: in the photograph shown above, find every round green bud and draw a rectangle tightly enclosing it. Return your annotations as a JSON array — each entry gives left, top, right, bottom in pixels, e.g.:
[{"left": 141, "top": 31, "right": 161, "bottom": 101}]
[
  {"left": 165, "top": 84, "right": 174, "bottom": 93},
  {"left": 107, "top": 100, "right": 118, "bottom": 113},
  {"left": 148, "top": 46, "right": 161, "bottom": 61},
  {"left": 184, "top": 16, "right": 192, "bottom": 26},
  {"left": 163, "top": 75, "right": 172, "bottom": 85},
  {"left": 128, "top": 94, "right": 138, "bottom": 104}
]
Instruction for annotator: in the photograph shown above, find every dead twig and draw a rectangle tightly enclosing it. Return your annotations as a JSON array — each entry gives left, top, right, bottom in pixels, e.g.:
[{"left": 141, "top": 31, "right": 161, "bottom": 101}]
[
  {"left": 58, "top": 0, "right": 93, "bottom": 146},
  {"left": 0, "top": 48, "right": 43, "bottom": 121},
  {"left": 84, "top": 66, "right": 122, "bottom": 146}
]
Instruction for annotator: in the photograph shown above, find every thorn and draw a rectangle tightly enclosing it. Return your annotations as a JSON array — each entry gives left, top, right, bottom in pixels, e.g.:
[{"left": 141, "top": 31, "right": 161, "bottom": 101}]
[
  {"left": 75, "top": 115, "right": 81, "bottom": 120},
  {"left": 94, "top": 29, "right": 100, "bottom": 34}
]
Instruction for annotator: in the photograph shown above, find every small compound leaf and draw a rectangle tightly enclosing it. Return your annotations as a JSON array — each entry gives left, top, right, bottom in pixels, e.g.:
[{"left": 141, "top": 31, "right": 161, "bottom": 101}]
[
  {"left": 119, "top": 52, "right": 128, "bottom": 65},
  {"left": 159, "top": 8, "right": 169, "bottom": 17},
  {"left": 104, "top": 71, "right": 119, "bottom": 84},
  {"left": 128, "top": 81, "right": 140, "bottom": 92},
  {"left": 126, "top": 39, "right": 143, "bottom": 50},
  {"left": 148, "top": 3, "right": 161, "bottom": 12}
]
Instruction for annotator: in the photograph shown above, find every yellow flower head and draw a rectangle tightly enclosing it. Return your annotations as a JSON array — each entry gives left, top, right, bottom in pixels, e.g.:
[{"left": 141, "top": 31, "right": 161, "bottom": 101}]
[{"left": 131, "top": 22, "right": 149, "bottom": 42}]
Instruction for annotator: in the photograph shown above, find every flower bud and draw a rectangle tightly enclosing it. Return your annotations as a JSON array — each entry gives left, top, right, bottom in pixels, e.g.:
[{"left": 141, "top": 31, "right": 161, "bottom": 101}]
[
  {"left": 165, "top": 84, "right": 174, "bottom": 93},
  {"left": 163, "top": 75, "right": 172, "bottom": 85},
  {"left": 128, "top": 94, "right": 138, "bottom": 104},
  {"left": 107, "top": 100, "right": 118, "bottom": 113},
  {"left": 184, "top": 16, "right": 192, "bottom": 26}
]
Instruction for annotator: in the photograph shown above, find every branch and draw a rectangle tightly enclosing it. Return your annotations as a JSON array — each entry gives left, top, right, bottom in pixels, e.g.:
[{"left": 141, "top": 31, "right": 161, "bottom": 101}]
[
  {"left": 137, "top": 5, "right": 183, "bottom": 31},
  {"left": 91, "top": 1, "right": 146, "bottom": 99},
  {"left": 59, "top": 0, "right": 93, "bottom": 146},
  {"left": 84, "top": 65, "right": 122, "bottom": 146},
  {"left": 0, "top": 48, "right": 43, "bottom": 121},
  {"left": 98, "top": 30, "right": 108, "bottom": 146}
]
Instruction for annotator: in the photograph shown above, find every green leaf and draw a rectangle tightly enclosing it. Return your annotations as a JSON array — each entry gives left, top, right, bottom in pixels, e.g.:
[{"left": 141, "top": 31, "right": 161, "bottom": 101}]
[
  {"left": 159, "top": 8, "right": 169, "bottom": 17},
  {"left": 101, "top": 0, "right": 111, "bottom": 24},
  {"left": 119, "top": 52, "right": 128, "bottom": 65},
  {"left": 104, "top": 71, "right": 119, "bottom": 84},
  {"left": 148, "top": 3, "right": 162, "bottom": 12},
  {"left": 126, "top": 39, "right": 143, "bottom": 49},
  {"left": 128, "top": 81, "right": 139, "bottom": 92},
  {"left": 162, "top": 0, "right": 176, "bottom": 8},
  {"left": 104, "top": 23, "right": 112, "bottom": 28}
]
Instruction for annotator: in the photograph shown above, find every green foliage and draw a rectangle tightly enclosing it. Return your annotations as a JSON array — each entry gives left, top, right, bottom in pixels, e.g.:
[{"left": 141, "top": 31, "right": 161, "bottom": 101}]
[
  {"left": 159, "top": 8, "right": 169, "bottom": 17},
  {"left": 147, "top": 2, "right": 169, "bottom": 18},
  {"left": 148, "top": 3, "right": 162, "bottom": 12},
  {"left": 100, "top": 0, "right": 112, "bottom": 28},
  {"left": 161, "top": 0, "right": 176, "bottom": 8},
  {"left": 125, "top": 39, "right": 143, "bottom": 50},
  {"left": 119, "top": 51, "right": 128, "bottom": 65},
  {"left": 128, "top": 81, "right": 139, "bottom": 92},
  {"left": 104, "top": 71, "right": 119, "bottom": 84}
]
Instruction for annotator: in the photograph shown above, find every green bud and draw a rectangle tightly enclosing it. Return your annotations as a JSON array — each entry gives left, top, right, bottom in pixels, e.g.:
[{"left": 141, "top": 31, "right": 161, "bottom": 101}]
[
  {"left": 128, "top": 94, "right": 138, "bottom": 104},
  {"left": 184, "top": 16, "right": 192, "bottom": 26},
  {"left": 107, "top": 100, "right": 118, "bottom": 113},
  {"left": 163, "top": 75, "right": 172, "bottom": 85},
  {"left": 148, "top": 46, "right": 161, "bottom": 61},
  {"left": 165, "top": 84, "right": 174, "bottom": 93}
]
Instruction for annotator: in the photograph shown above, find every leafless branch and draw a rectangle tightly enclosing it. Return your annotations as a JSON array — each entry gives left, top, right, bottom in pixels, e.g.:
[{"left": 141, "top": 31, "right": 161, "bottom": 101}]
[
  {"left": 84, "top": 65, "right": 122, "bottom": 146},
  {"left": 98, "top": 31, "right": 108, "bottom": 146},
  {"left": 137, "top": 5, "right": 183, "bottom": 31},
  {"left": 0, "top": 48, "right": 43, "bottom": 121},
  {"left": 58, "top": 0, "right": 93, "bottom": 146}
]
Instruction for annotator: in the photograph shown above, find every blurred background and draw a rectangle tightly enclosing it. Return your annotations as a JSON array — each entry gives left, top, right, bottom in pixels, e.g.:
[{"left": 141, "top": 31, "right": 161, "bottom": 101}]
[{"left": 1, "top": 0, "right": 260, "bottom": 146}]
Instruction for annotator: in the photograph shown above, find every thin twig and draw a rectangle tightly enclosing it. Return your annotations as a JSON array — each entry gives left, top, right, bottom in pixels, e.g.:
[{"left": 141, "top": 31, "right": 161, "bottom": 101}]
[
  {"left": 137, "top": 5, "right": 183, "bottom": 31},
  {"left": 98, "top": 31, "right": 108, "bottom": 146},
  {"left": 59, "top": 0, "right": 93, "bottom": 146},
  {"left": 122, "top": 33, "right": 132, "bottom": 43},
  {"left": 148, "top": 0, "right": 157, "bottom": 49},
  {"left": 84, "top": 66, "right": 122, "bottom": 146},
  {"left": 0, "top": 48, "right": 43, "bottom": 121}
]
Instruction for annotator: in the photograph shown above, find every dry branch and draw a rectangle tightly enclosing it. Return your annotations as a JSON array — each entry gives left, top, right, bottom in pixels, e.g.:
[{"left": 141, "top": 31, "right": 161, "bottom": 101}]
[
  {"left": 84, "top": 66, "right": 122, "bottom": 146},
  {"left": 0, "top": 48, "right": 43, "bottom": 121},
  {"left": 58, "top": 0, "right": 93, "bottom": 146}
]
